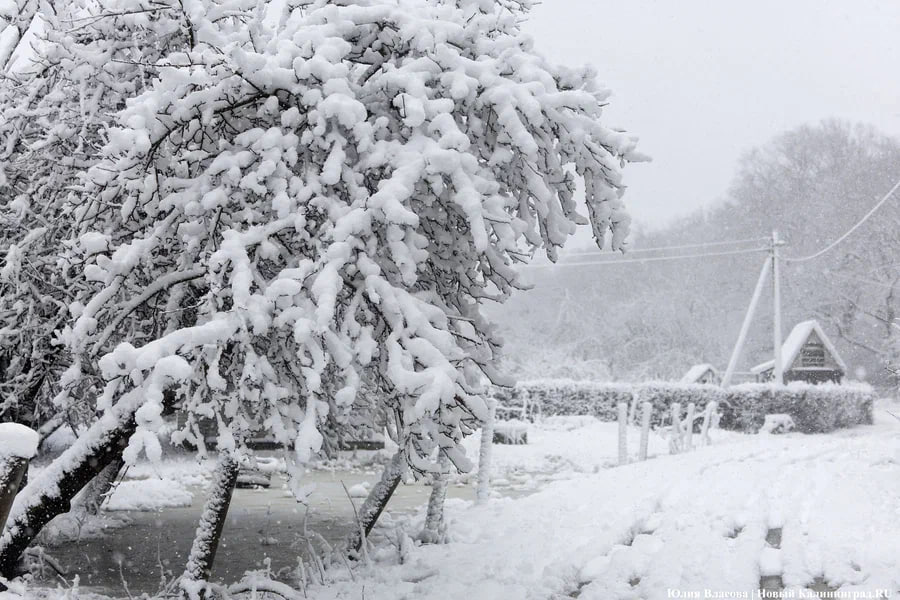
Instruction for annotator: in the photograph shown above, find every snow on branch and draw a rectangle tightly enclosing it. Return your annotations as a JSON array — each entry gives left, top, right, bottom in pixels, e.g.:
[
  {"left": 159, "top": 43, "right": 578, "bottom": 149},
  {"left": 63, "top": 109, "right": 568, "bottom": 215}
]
[{"left": 6, "top": 0, "right": 640, "bottom": 474}]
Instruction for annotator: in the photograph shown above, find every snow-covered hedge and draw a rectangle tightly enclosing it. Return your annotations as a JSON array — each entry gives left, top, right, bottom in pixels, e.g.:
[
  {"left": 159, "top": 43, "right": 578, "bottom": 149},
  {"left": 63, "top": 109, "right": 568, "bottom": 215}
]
[
  {"left": 491, "top": 379, "right": 724, "bottom": 427},
  {"left": 718, "top": 382, "right": 874, "bottom": 433},
  {"left": 492, "top": 379, "right": 874, "bottom": 433}
]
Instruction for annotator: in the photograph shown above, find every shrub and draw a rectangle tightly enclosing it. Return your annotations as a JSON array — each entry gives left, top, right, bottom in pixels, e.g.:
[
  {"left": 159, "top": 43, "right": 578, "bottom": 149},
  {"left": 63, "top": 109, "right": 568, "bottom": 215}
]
[
  {"left": 492, "top": 379, "right": 874, "bottom": 434},
  {"left": 719, "top": 382, "right": 874, "bottom": 433}
]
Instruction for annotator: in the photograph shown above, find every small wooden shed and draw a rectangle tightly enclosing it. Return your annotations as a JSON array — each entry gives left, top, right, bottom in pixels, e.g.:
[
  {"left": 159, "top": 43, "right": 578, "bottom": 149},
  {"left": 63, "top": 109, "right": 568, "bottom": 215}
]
[
  {"left": 680, "top": 363, "right": 721, "bottom": 385},
  {"left": 751, "top": 320, "right": 846, "bottom": 384}
]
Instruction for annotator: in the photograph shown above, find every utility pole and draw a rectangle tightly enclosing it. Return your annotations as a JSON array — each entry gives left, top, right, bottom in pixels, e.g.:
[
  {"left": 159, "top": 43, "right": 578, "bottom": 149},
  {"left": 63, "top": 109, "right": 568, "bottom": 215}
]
[
  {"left": 721, "top": 256, "right": 771, "bottom": 387},
  {"left": 771, "top": 231, "right": 785, "bottom": 385}
]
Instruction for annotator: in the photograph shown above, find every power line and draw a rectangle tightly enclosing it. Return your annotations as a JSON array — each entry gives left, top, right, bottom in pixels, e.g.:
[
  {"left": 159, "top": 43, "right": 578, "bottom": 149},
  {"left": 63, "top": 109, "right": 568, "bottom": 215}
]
[
  {"left": 565, "top": 237, "right": 768, "bottom": 257},
  {"left": 521, "top": 246, "right": 769, "bottom": 269},
  {"left": 784, "top": 176, "right": 900, "bottom": 263},
  {"left": 827, "top": 271, "right": 898, "bottom": 291}
]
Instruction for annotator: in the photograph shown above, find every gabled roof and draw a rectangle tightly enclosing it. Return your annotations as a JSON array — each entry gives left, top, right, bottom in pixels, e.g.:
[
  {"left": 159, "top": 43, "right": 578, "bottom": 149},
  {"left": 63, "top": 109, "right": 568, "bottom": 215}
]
[
  {"left": 680, "top": 363, "right": 717, "bottom": 384},
  {"left": 751, "top": 320, "right": 846, "bottom": 374}
]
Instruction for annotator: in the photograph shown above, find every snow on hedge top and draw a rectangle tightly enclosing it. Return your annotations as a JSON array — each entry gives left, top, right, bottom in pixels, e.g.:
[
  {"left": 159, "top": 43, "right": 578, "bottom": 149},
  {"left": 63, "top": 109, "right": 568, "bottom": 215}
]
[{"left": 0, "top": 423, "right": 39, "bottom": 459}]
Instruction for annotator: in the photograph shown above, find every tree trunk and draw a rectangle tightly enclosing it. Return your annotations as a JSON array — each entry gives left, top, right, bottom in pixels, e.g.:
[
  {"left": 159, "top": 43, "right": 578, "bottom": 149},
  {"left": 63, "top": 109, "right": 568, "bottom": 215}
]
[
  {"left": 0, "top": 457, "right": 29, "bottom": 536},
  {"left": 0, "top": 389, "right": 177, "bottom": 578},
  {"left": 346, "top": 449, "right": 405, "bottom": 555},
  {"left": 476, "top": 398, "right": 496, "bottom": 504},
  {"left": 417, "top": 452, "right": 449, "bottom": 544},
  {"left": 0, "top": 408, "right": 137, "bottom": 578},
  {"left": 77, "top": 457, "right": 124, "bottom": 515},
  {"left": 180, "top": 451, "right": 239, "bottom": 595}
]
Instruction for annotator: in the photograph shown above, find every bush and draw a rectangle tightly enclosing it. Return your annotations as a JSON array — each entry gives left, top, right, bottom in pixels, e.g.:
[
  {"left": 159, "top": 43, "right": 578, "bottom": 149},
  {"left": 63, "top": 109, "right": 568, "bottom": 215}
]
[
  {"left": 492, "top": 379, "right": 874, "bottom": 434},
  {"left": 491, "top": 379, "right": 725, "bottom": 428},
  {"left": 719, "top": 382, "right": 874, "bottom": 433}
]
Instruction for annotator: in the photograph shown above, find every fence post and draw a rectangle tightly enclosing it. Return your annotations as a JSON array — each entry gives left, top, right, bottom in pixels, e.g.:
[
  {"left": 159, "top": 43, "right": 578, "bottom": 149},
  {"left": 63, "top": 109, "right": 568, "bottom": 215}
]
[
  {"left": 617, "top": 402, "right": 628, "bottom": 466},
  {"left": 670, "top": 403, "right": 682, "bottom": 454},
  {"left": 627, "top": 392, "right": 638, "bottom": 426},
  {"left": 701, "top": 401, "right": 718, "bottom": 445},
  {"left": 685, "top": 403, "right": 695, "bottom": 451},
  {"left": 639, "top": 401, "right": 652, "bottom": 461},
  {"left": 0, "top": 424, "right": 39, "bottom": 535}
]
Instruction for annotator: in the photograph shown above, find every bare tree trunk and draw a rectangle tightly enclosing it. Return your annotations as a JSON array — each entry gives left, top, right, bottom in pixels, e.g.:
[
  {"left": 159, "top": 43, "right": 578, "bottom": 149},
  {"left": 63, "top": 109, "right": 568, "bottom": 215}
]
[
  {"left": 0, "top": 412, "right": 137, "bottom": 578},
  {"left": 417, "top": 452, "right": 449, "bottom": 544},
  {"left": 181, "top": 451, "right": 239, "bottom": 595},
  {"left": 0, "top": 390, "right": 177, "bottom": 578},
  {"left": 346, "top": 449, "right": 405, "bottom": 555},
  {"left": 0, "top": 458, "right": 29, "bottom": 536},
  {"left": 77, "top": 457, "right": 124, "bottom": 515}
]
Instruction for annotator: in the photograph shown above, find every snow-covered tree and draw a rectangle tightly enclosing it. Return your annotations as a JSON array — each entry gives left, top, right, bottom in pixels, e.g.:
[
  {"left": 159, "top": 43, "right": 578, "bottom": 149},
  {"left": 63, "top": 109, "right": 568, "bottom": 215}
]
[
  {"left": 0, "top": 0, "right": 260, "bottom": 576},
  {"left": 0, "top": 0, "right": 207, "bottom": 430},
  {"left": 0, "top": 0, "right": 640, "bottom": 575},
  {"left": 65, "top": 0, "right": 639, "bottom": 466}
]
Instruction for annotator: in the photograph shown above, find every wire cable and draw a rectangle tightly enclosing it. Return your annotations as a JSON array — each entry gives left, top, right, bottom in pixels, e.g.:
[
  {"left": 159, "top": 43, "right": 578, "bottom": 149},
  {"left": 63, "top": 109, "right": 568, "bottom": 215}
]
[
  {"left": 521, "top": 246, "right": 769, "bottom": 269},
  {"left": 565, "top": 236, "right": 768, "bottom": 257},
  {"left": 784, "top": 176, "right": 900, "bottom": 263},
  {"left": 826, "top": 271, "right": 899, "bottom": 291}
]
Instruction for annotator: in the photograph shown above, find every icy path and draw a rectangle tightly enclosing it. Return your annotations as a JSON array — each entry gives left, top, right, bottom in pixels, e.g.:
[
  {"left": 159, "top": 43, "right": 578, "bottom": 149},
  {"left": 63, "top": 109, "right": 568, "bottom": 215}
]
[{"left": 317, "top": 413, "right": 900, "bottom": 599}]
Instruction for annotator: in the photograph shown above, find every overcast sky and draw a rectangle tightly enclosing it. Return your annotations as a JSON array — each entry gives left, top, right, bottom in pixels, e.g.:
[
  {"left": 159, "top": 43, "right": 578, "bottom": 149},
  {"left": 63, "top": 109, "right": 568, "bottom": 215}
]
[{"left": 524, "top": 0, "right": 900, "bottom": 231}]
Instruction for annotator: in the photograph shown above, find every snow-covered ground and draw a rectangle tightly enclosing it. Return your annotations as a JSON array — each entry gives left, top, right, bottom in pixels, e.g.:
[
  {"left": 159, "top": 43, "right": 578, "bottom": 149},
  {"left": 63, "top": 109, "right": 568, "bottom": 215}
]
[
  {"left": 8, "top": 402, "right": 898, "bottom": 599},
  {"left": 458, "top": 415, "right": 744, "bottom": 494},
  {"left": 304, "top": 402, "right": 900, "bottom": 600}
]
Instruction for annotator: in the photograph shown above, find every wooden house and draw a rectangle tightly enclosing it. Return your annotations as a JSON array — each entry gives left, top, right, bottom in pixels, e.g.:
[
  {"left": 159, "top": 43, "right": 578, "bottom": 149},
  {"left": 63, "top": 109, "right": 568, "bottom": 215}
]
[
  {"left": 680, "top": 363, "right": 721, "bottom": 385},
  {"left": 751, "top": 320, "right": 846, "bottom": 384}
]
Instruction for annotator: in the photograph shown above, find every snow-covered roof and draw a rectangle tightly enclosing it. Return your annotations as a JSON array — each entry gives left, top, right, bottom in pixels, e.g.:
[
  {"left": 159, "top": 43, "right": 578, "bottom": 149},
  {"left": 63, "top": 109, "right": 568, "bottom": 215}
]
[
  {"left": 751, "top": 320, "right": 846, "bottom": 374},
  {"left": 680, "top": 363, "right": 717, "bottom": 383}
]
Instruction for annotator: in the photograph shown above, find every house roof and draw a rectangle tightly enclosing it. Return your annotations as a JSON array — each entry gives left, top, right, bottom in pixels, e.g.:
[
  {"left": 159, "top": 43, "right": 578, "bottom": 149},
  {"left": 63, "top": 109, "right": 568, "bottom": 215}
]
[
  {"left": 750, "top": 320, "right": 846, "bottom": 374},
  {"left": 680, "top": 363, "right": 717, "bottom": 383}
]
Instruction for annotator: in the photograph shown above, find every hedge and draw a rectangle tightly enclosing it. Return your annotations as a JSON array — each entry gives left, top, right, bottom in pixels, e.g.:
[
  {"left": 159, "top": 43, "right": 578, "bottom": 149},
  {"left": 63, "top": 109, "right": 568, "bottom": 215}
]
[
  {"left": 491, "top": 379, "right": 874, "bottom": 434},
  {"left": 718, "top": 382, "right": 874, "bottom": 433}
]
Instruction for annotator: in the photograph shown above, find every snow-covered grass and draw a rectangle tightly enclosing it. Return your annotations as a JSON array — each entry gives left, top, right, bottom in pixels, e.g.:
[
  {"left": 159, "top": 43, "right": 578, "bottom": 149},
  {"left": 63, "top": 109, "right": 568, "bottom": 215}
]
[
  {"left": 457, "top": 415, "right": 744, "bottom": 493},
  {"left": 121, "top": 454, "right": 214, "bottom": 489},
  {"left": 103, "top": 479, "right": 193, "bottom": 512}
]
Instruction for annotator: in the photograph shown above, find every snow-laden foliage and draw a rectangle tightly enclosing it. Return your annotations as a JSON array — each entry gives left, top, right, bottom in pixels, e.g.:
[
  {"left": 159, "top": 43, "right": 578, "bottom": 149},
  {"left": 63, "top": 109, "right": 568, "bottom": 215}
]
[
  {"left": 48, "top": 0, "right": 641, "bottom": 473},
  {"left": 494, "top": 379, "right": 874, "bottom": 433},
  {"left": 0, "top": 0, "right": 203, "bottom": 426}
]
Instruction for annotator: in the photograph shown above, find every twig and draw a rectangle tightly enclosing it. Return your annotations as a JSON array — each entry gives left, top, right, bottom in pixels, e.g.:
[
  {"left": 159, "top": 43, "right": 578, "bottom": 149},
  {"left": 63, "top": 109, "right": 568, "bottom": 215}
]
[{"left": 340, "top": 480, "right": 369, "bottom": 565}]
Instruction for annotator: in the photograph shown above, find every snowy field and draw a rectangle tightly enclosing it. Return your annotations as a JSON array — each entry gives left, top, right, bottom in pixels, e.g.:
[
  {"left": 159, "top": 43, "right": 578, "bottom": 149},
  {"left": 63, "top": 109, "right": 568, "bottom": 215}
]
[{"left": 8, "top": 400, "right": 897, "bottom": 599}]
